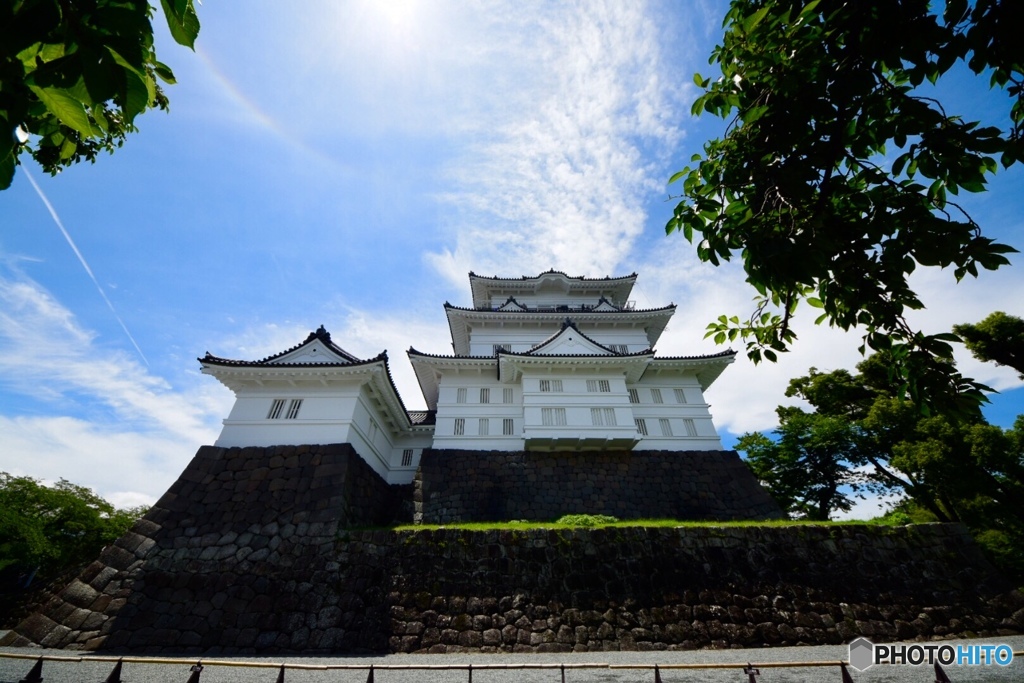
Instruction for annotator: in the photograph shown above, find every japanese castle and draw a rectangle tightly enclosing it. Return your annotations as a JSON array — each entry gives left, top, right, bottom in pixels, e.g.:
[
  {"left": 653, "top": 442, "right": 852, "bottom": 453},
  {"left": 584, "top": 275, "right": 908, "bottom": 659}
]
[{"left": 201, "top": 271, "right": 735, "bottom": 484}]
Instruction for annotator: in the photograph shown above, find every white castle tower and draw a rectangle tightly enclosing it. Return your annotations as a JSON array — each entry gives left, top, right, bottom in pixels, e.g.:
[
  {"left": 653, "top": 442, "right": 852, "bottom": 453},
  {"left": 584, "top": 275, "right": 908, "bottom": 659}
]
[{"left": 201, "top": 271, "right": 735, "bottom": 485}]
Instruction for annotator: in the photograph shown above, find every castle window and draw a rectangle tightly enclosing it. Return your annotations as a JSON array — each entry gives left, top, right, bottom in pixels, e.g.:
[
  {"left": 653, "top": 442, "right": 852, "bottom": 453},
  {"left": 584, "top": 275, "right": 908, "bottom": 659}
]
[
  {"left": 503, "top": 387, "right": 513, "bottom": 404},
  {"left": 478, "top": 418, "right": 489, "bottom": 435},
  {"left": 454, "top": 418, "right": 465, "bottom": 436},
  {"left": 628, "top": 388, "right": 639, "bottom": 404},
  {"left": 591, "top": 408, "right": 616, "bottom": 426},
  {"left": 285, "top": 399, "right": 303, "bottom": 419},
  {"left": 674, "top": 388, "right": 687, "bottom": 404},
  {"left": 586, "top": 379, "right": 610, "bottom": 392},
  {"left": 611, "top": 344, "right": 629, "bottom": 354},
  {"left": 651, "top": 388, "right": 664, "bottom": 404},
  {"left": 682, "top": 418, "right": 698, "bottom": 437},
  {"left": 542, "top": 407, "right": 567, "bottom": 426},
  {"left": 539, "top": 379, "right": 563, "bottom": 392},
  {"left": 503, "top": 418, "right": 514, "bottom": 435},
  {"left": 659, "top": 418, "right": 673, "bottom": 437},
  {"left": 493, "top": 344, "right": 510, "bottom": 355},
  {"left": 480, "top": 387, "right": 490, "bottom": 404},
  {"left": 401, "top": 449, "right": 414, "bottom": 467},
  {"left": 635, "top": 418, "right": 648, "bottom": 436},
  {"left": 267, "top": 399, "right": 285, "bottom": 420},
  {"left": 456, "top": 388, "right": 467, "bottom": 404}
]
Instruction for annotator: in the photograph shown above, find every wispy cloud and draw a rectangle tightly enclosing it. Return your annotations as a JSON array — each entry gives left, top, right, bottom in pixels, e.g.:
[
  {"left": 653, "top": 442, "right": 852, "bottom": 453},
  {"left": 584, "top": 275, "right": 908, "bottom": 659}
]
[
  {"left": 0, "top": 269, "right": 225, "bottom": 504},
  {"left": 427, "top": 1, "right": 691, "bottom": 285},
  {"left": 23, "top": 168, "right": 149, "bottom": 366}
]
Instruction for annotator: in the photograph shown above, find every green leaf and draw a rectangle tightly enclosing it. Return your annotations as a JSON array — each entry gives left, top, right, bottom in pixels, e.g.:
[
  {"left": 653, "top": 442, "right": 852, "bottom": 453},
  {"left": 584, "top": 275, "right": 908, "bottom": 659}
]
[
  {"left": 668, "top": 169, "right": 686, "bottom": 184},
  {"left": 154, "top": 61, "right": 177, "bottom": 85},
  {"left": 742, "top": 5, "right": 772, "bottom": 34},
  {"left": 161, "top": 0, "right": 200, "bottom": 49},
  {"left": 806, "top": 297, "right": 824, "bottom": 308},
  {"left": 27, "top": 86, "right": 100, "bottom": 138}
]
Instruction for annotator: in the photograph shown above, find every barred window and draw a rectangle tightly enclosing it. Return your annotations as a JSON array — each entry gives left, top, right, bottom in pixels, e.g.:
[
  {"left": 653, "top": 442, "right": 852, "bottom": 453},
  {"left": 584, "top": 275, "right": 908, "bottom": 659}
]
[
  {"left": 539, "top": 379, "right": 563, "bottom": 392},
  {"left": 456, "top": 387, "right": 467, "bottom": 404},
  {"left": 285, "top": 399, "right": 303, "bottom": 419},
  {"left": 674, "top": 388, "right": 687, "bottom": 404},
  {"left": 611, "top": 344, "right": 629, "bottom": 354},
  {"left": 586, "top": 379, "right": 610, "bottom": 392},
  {"left": 682, "top": 418, "right": 698, "bottom": 437},
  {"left": 478, "top": 418, "right": 489, "bottom": 436},
  {"left": 659, "top": 418, "right": 673, "bottom": 437},
  {"left": 480, "top": 387, "right": 490, "bottom": 404},
  {"left": 503, "top": 418, "right": 514, "bottom": 435},
  {"left": 542, "top": 407, "right": 567, "bottom": 426},
  {"left": 454, "top": 418, "right": 465, "bottom": 436},
  {"left": 493, "top": 344, "right": 510, "bottom": 355},
  {"left": 503, "top": 387, "right": 513, "bottom": 404},
  {"left": 635, "top": 418, "right": 648, "bottom": 436},
  {"left": 651, "top": 388, "right": 664, "bottom": 404},
  {"left": 628, "top": 388, "right": 639, "bottom": 404},
  {"left": 401, "top": 449, "right": 414, "bottom": 467},
  {"left": 267, "top": 399, "right": 285, "bottom": 420},
  {"left": 591, "top": 408, "right": 617, "bottom": 426}
]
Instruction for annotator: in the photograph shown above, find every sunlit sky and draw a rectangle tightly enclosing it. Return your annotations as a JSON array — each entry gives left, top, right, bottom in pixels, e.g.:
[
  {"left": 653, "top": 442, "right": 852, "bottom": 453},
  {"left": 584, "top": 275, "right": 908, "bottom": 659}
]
[{"left": 1, "top": 1, "right": 1021, "bottom": 517}]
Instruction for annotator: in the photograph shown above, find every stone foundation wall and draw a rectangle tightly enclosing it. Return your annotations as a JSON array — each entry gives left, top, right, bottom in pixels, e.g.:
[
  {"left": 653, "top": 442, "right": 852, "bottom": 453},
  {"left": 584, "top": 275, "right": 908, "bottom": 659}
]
[
  {"left": 344, "top": 525, "right": 1023, "bottom": 653},
  {"left": 3, "top": 444, "right": 1021, "bottom": 655},
  {"left": 414, "top": 449, "right": 782, "bottom": 524},
  {"left": 0, "top": 443, "right": 401, "bottom": 653}
]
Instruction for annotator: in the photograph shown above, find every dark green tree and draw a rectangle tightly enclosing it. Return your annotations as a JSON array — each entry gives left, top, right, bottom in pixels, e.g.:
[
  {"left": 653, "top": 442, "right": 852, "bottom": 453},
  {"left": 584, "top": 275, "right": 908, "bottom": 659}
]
[
  {"left": 0, "top": 0, "right": 200, "bottom": 189},
  {"left": 0, "top": 473, "right": 147, "bottom": 579},
  {"left": 737, "top": 410, "right": 865, "bottom": 519},
  {"left": 953, "top": 311, "right": 1024, "bottom": 379},
  {"left": 668, "top": 0, "right": 1020, "bottom": 417}
]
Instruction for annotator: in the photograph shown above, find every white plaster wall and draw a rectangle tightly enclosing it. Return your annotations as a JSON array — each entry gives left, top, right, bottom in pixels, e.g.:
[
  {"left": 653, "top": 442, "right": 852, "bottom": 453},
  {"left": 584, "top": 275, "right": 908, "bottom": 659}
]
[
  {"left": 629, "top": 374, "right": 724, "bottom": 450},
  {"left": 432, "top": 373, "right": 525, "bottom": 450},
  {"left": 468, "top": 325, "right": 651, "bottom": 356}
]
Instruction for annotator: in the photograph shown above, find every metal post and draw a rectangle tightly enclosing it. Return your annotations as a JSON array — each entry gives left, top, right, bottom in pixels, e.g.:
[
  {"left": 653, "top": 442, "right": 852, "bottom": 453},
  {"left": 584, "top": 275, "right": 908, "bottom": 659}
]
[
  {"left": 561, "top": 663, "right": 566, "bottom": 683},
  {"left": 654, "top": 663, "right": 663, "bottom": 682},
  {"left": 185, "top": 662, "right": 203, "bottom": 683},
  {"left": 934, "top": 662, "right": 952, "bottom": 683},
  {"left": 103, "top": 658, "right": 124, "bottom": 683},
  {"left": 275, "top": 663, "right": 285, "bottom": 683},
  {"left": 743, "top": 663, "right": 760, "bottom": 683},
  {"left": 840, "top": 662, "right": 855, "bottom": 683},
  {"left": 468, "top": 663, "right": 473, "bottom": 683},
  {"left": 365, "top": 664, "right": 374, "bottom": 682},
  {"left": 17, "top": 657, "right": 43, "bottom": 683}
]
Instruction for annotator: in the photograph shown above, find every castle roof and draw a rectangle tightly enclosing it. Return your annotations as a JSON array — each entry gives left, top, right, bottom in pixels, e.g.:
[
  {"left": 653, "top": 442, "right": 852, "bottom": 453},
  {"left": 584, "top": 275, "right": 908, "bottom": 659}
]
[
  {"left": 199, "top": 325, "right": 363, "bottom": 367},
  {"left": 200, "top": 327, "right": 428, "bottom": 433},
  {"left": 443, "top": 302, "right": 675, "bottom": 356},
  {"left": 468, "top": 270, "right": 637, "bottom": 308}
]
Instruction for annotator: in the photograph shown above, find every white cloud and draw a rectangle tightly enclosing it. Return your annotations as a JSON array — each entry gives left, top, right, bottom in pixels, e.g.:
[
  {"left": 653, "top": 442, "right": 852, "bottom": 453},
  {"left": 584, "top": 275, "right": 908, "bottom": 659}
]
[
  {"left": 427, "top": 0, "right": 692, "bottom": 285},
  {"left": 0, "top": 271, "right": 225, "bottom": 505}
]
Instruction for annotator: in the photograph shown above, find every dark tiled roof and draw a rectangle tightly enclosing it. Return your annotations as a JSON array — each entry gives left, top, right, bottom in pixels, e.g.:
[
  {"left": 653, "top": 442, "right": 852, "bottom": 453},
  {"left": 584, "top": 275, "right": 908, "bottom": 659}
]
[
  {"left": 443, "top": 302, "right": 676, "bottom": 314},
  {"left": 407, "top": 348, "right": 497, "bottom": 361},
  {"left": 199, "top": 325, "right": 362, "bottom": 366},
  {"left": 468, "top": 269, "right": 637, "bottom": 282},
  {"left": 652, "top": 349, "right": 737, "bottom": 361},
  {"left": 408, "top": 410, "right": 437, "bottom": 425}
]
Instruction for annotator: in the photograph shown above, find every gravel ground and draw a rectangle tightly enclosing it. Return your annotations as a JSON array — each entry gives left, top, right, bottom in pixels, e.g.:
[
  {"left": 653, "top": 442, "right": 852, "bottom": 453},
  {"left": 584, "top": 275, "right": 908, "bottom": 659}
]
[{"left": 1, "top": 635, "right": 1022, "bottom": 683}]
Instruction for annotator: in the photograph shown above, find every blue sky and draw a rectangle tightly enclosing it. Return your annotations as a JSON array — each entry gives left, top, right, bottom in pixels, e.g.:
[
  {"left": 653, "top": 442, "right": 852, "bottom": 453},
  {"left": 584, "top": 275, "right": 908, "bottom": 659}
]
[{"left": 1, "top": 1, "right": 1021, "bottom": 516}]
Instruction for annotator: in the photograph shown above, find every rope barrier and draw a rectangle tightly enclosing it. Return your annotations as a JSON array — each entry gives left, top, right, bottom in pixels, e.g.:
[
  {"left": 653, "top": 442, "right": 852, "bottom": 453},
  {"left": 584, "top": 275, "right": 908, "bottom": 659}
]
[{"left": 2, "top": 649, "right": 1023, "bottom": 681}]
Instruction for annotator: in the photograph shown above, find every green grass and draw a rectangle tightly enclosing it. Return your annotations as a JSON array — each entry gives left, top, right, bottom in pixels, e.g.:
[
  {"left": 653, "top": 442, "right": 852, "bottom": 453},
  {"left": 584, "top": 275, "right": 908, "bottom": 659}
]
[{"left": 391, "top": 518, "right": 878, "bottom": 532}]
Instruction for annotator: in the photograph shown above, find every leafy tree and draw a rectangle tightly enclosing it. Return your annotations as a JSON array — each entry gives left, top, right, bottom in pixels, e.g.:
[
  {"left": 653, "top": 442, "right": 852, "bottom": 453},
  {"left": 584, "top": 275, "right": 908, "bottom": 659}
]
[
  {"left": 737, "top": 410, "right": 866, "bottom": 519},
  {"left": 0, "top": 473, "right": 147, "bottom": 581},
  {"left": 0, "top": 0, "right": 200, "bottom": 190},
  {"left": 953, "top": 311, "right": 1024, "bottom": 379},
  {"left": 668, "top": 0, "right": 1020, "bottom": 417}
]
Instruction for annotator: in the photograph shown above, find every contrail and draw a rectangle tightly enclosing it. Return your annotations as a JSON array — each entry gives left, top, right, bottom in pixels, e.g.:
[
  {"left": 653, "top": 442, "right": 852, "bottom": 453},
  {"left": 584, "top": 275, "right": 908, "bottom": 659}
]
[{"left": 23, "top": 168, "right": 150, "bottom": 366}]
